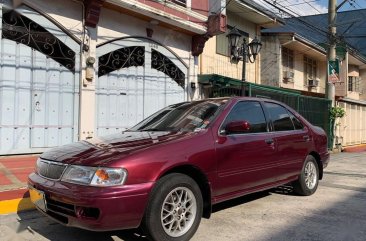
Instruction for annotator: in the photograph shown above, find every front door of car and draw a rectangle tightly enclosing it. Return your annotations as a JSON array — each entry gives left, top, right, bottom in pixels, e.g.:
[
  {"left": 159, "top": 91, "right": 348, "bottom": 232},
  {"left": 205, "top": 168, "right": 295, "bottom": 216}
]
[
  {"left": 263, "top": 102, "right": 310, "bottom": 180},
  {"left": 214, "top": 101, "right": 278, "bottom": 198}
]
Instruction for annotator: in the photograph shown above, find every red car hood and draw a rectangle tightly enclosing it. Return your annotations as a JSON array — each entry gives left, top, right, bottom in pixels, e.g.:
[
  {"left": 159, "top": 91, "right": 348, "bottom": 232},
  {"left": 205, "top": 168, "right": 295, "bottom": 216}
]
[{"left": 40, "top": 131, "right": 190, "bottom": 166}]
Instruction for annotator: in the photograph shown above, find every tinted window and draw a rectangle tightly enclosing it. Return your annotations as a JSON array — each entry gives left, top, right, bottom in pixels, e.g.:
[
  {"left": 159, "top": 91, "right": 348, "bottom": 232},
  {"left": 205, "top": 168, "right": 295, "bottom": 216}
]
[
  {"left": 223, "top": 101, "right": 267, "bottom": 133},
  {"left": 288, "top": 112, "right": 304, "bottom": 130},
  {"left": 265, "top": 102, "right": 294, "bottom": 131}
]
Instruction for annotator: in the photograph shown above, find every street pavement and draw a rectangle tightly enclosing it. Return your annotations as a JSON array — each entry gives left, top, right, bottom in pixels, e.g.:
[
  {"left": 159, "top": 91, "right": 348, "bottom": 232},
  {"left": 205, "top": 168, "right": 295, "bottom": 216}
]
[{"left": 0, "top": 151, "right": 365, "bottom": 241}]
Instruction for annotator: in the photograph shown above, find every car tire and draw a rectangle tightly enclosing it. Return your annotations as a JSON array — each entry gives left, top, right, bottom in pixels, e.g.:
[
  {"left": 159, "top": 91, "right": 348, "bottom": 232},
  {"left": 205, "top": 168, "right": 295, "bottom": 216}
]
[
  {"left": 142, "top": 173, "right": 203, "bottom": 241},
  {"left": 293, "top": 155, "right": 319, "bottom": 196}
]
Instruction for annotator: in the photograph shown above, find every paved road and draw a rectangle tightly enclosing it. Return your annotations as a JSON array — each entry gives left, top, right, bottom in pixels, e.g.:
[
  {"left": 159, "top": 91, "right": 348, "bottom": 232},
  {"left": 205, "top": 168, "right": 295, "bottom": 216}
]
[{"left": 1, "top": 152, "right": 365, "bottom": 241}]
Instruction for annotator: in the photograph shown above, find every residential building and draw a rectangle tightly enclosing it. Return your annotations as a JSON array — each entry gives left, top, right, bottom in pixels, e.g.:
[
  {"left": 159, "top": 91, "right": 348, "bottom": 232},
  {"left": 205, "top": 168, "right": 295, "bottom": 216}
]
[
  {"left": 198, "top": 0, "right": 284, "bottom": 97},
  {"left": 260, "top": 9, "right": 366, "bottom": 147},
  {"left": 0, "top": 0, "right": 219, "bottom": 154}
]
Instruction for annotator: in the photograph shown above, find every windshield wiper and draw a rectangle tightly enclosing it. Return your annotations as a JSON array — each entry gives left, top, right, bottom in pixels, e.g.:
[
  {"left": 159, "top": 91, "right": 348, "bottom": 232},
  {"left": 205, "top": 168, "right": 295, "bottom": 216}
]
[{"left": 139, "top": 128, "right": 163, "bottom": 132}]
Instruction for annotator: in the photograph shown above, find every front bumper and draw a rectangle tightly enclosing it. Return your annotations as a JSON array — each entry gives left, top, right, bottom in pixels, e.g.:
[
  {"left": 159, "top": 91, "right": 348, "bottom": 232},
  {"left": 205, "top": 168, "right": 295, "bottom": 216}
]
[{"left": 28, "top": 172, "right": 154, "bottom": 231}]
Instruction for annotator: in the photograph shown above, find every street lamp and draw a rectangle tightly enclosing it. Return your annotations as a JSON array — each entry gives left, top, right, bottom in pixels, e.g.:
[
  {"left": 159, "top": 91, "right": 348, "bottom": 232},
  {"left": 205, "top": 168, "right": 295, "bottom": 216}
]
[{"left": 227, "top": 27, "right": 262, "bottom": 96}]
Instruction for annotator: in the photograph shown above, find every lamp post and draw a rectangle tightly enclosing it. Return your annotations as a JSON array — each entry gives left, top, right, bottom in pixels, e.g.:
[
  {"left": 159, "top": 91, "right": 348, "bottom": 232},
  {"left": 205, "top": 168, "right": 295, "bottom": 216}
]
[{"left": 227, "top": 27, "right": 262, "bottom": 96}]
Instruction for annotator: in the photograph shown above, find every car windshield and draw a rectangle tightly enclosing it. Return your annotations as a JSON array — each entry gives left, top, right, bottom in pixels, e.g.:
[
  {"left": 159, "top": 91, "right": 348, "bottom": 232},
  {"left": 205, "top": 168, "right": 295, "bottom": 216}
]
[{"left": 129, "top": 99, "right": 229, "bottom": 132}]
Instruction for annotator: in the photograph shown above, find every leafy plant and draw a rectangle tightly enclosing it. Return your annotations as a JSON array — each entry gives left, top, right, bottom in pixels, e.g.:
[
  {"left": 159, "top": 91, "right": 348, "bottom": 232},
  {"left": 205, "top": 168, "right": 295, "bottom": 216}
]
[
  {"left": 329, "top": 106, "right": 346, "bottom": 150},
  {"left": 330, "top": 106, "right": 346, "bottom": 121}
]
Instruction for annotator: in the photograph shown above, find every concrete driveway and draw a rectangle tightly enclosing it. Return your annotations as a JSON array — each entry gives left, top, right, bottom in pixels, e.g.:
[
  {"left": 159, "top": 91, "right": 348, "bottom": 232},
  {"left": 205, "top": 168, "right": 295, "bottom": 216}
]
[{"left": 1, "top": 152, "right": 365, "bottom": 241}]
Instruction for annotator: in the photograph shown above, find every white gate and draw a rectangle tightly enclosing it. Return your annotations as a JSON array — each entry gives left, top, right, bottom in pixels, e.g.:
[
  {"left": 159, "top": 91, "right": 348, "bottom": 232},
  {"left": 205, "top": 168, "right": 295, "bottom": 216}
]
[
  {"left": 0, "top": 5, "right": 80, "bottom": 154},
  {"left": 96, "top": 37, "right": 187, "bottom": 135}
]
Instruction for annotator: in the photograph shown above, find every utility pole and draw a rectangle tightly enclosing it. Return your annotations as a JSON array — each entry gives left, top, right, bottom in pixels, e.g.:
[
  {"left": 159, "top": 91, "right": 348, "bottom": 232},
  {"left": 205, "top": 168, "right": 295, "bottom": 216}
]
[{"left": 326, "top": 0, "right": 337, "bottom": 107}]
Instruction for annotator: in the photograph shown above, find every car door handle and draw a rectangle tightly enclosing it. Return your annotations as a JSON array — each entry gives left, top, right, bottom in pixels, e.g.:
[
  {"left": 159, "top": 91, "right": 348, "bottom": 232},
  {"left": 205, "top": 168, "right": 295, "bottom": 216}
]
[
  {"left": 303, "top": 135, "right": 310, "bottom": 141},
  {"left": 265, "top": 138, "right": 274, "bottom": 144}
]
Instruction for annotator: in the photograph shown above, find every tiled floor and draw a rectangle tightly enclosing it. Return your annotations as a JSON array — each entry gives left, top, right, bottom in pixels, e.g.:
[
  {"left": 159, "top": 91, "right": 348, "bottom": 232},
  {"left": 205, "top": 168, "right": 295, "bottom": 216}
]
[{"left": 0, "top": 155, "right": 38, "bottom": 195}]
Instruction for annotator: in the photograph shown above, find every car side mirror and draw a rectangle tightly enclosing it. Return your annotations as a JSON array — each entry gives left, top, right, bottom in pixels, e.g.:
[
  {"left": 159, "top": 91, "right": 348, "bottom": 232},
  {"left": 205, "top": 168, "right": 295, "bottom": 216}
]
[{"left": 224, "top": 121, "right": 251, "bottom": 134}]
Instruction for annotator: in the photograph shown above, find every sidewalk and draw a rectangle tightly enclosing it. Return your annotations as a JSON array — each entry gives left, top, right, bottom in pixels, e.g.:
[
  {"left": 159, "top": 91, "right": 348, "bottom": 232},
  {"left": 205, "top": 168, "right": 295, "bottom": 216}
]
[{"left": 0, "top": 155, "right": 38, "bottom": 214}]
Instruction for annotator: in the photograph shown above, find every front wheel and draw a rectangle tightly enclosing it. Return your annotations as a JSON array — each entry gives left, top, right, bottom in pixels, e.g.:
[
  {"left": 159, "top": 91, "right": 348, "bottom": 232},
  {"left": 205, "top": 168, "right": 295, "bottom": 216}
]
[
  {"left": 293, "top": 155, "right": 319, "bottom": 196},
  {"left": 142, "top": 173, "right": 203, "bottom": 241}
]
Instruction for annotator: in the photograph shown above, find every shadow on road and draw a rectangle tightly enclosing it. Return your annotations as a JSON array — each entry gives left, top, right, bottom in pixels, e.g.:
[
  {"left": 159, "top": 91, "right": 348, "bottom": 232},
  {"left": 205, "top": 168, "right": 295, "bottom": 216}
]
[
  {"left": 212, "top": 191, "right": 271, "bottom": 213},
  {"left": 13, "top": 182, "right": 366, "bottom": 241}
]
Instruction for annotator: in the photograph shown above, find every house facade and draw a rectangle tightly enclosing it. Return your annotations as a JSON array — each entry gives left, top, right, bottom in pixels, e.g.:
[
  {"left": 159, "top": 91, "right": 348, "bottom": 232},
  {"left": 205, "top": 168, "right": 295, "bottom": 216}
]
[
  {"left": 260, "top": 10, "right": 366, "bottom": 148},
  {"left": 0, "top": 0, "right": 219, "bottom": 154},
  {"left": 198, "top": 0, "right": 283, "bottom": 97}
]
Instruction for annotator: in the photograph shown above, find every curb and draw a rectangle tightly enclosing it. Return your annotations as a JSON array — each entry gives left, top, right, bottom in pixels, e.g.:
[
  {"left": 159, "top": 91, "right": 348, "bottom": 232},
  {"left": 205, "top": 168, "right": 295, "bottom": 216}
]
[
  {"left": 0, "top": 189, "right": 35, "bottom": 214},
  {"left": 342, "top": 144, "right": 366, "bottom": 153},
  {"left": 0, "top": 197, "right": 35, "bottom": 214}
]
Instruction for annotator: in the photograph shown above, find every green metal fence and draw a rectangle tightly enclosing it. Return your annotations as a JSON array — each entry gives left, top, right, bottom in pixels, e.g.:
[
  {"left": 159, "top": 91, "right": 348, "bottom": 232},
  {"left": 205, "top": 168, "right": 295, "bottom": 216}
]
[{"left": 206, "top": 79, "right": 331, "bottom": 148}]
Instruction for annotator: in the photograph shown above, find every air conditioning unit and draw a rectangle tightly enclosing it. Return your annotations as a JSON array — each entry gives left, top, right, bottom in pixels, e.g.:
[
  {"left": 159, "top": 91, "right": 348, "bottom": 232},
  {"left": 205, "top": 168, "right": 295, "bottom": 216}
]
[
  {"left": 283, "top": 71, "right": 294, "bottom": 79},
  {"left": 308, "top": 79, "right": 319, "bottom": 87},
  {"left": 283, "top": 71, "right": 294, "bottom": 82}
]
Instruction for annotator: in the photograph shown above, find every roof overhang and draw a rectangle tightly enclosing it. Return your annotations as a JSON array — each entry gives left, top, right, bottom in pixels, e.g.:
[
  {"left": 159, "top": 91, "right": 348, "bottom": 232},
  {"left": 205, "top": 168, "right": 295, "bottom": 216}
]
[
  {"left": 227, "top": 0, "right": 284, "bottom": 28},
  {"left": 105, "top": 0, "right": 207, "bottom": 35},
  {"left": 263, "top": 32, "right": 326, "bottom": 60},
  {"left": 339, "top": 97, "right": 366, "bottom": 106},
  {"left": 348, "top": 51, "right": 366, "bottom": 69}
]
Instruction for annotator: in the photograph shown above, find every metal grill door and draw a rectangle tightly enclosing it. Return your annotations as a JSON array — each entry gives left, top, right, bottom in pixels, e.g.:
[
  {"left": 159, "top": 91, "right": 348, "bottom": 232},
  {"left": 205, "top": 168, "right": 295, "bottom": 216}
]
[
  {"left": 0, "top": 5, "right": 80, "bottom": 154},
  {"left": 96, "top": 38, "right": 187, "bottom": 136}
]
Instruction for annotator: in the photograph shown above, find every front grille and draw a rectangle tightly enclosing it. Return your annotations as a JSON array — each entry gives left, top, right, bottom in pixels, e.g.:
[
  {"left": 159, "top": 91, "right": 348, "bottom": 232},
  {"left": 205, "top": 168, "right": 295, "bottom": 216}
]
[
  {"left": 46, "top": 198, "right": 76, "bottom": 217},
  {"left": 37, "top": 159, "right": 67, "bottom": 180},
  {"left": 46, "top": 197, "right": 99, "bottom": 220}
]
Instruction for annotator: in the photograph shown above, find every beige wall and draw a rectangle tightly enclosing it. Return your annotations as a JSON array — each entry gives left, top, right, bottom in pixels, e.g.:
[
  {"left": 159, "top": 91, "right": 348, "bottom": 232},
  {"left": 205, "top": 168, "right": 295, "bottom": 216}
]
[
  {"left": 199, "top": 10, "right": 260, "bottom": 83},
  {"left": 337, "top": 102, "right": 366, "bottom": 147},
  {"left": 261, "top": 36, "right": 327, "bottom": 94}
]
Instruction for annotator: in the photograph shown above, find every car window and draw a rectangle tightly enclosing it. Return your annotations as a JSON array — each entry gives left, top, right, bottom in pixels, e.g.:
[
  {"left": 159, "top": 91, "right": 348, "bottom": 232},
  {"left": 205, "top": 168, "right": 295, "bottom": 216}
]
[
  {"left": 264, "top": 102, "right": 294, "bottom": 131},
  {"left": 288, "top": 111, "right": 304, "bottom": 130},
  {"left": 223, "top": 101, "right": 267, "bottom": 134},
  {"left": 130, "top": 99, "right": 228, "bottom": 132}
]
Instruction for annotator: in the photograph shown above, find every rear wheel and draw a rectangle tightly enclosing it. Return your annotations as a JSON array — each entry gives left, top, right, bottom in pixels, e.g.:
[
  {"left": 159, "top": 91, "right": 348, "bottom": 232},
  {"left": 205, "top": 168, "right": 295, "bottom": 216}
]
[
  {"left": 142, "top": 173, "right": 203, "bottom": 241},
  {"left": 293, "top": 155, "right": 319, "bottom": 196}
]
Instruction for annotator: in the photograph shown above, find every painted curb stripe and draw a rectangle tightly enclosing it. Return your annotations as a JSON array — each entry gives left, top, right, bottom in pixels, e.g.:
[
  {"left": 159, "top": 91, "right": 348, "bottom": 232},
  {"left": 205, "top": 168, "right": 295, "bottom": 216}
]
[{"left": 0, "top": 198, "right": 35, "bottom": 214}]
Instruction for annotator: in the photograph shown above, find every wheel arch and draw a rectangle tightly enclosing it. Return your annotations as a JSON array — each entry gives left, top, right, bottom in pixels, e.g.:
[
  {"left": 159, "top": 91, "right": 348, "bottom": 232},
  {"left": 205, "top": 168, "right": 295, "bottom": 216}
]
[
  {"left": 160, "top": 165, "right": 212, "bottom": 219},
  {"left": 309, "top": 151, "right": 323, "bottom": 180}
]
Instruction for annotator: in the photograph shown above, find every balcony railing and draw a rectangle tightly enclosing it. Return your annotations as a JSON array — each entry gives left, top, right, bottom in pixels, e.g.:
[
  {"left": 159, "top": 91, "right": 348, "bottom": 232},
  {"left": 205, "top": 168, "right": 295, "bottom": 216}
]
[{"left": 170, "top": 0, "right": 186, "bottom": 7}]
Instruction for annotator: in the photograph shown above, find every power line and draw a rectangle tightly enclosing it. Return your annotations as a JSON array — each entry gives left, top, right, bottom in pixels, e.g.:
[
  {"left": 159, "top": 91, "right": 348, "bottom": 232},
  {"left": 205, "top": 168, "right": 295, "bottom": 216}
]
[{"left": 262, "top": 0, "right": 329, "bottom": 36}]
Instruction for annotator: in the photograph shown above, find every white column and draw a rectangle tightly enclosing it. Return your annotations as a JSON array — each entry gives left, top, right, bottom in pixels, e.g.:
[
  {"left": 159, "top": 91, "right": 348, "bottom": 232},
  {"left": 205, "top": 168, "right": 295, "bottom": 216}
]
[{"left": 79, "top": 27, "right": 97, "bottom": 140}]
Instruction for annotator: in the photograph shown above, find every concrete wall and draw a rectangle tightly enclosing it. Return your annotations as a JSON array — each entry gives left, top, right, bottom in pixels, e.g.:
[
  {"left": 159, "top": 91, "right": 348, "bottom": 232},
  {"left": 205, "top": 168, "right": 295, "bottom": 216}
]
[
  {"left": 98, "top": 8, "right": 192, "bottom": 66},
  {"left": 261, "top": 35, "right": 280, "bottom": 87},
  {"left": 24, "top": 0, "right": 83, "bottom": 40},
  {"left": 361, "top": 69, "right": 366, "bottom": 100}
]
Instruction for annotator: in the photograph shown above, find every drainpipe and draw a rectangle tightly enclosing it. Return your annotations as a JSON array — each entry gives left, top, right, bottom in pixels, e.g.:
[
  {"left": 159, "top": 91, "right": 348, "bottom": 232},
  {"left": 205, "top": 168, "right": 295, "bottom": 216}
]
[{"left": 71, "top": 0, "right": 86, "bottom": 141}]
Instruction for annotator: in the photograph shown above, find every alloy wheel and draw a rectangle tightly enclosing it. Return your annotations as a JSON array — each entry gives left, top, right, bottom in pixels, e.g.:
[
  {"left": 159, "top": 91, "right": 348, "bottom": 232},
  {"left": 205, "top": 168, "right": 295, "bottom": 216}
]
[{"left": 160, "top": 187, "right": 197, "bottom": 237}]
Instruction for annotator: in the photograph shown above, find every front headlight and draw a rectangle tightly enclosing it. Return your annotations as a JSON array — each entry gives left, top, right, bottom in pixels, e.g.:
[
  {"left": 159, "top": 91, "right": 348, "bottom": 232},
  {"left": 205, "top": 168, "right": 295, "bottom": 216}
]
[
  {"left": 90, "top": 168, "right": 127, "bottom": 186},
  {"left": 61, "top": 165, "right": 97, "bottom": 185},
  {"left": 61, "top": 165, "right": 127, "bottom": 186}
]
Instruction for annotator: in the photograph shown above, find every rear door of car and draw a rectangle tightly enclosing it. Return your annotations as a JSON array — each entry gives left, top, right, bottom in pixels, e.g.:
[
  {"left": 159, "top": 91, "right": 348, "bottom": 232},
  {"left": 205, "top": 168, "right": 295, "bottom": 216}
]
[
  {"left": 214, "top": 100, "right": 278, "bottom": 197},
  {"left": 263, "top": 102, "right": 310, "bottom": 180}
]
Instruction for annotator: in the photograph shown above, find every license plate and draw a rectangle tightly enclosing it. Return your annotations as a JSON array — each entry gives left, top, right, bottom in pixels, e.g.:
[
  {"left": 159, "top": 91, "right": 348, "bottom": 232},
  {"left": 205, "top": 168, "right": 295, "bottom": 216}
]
[{"left": 29, "top": 187, "right": 47, "bottom": 212}]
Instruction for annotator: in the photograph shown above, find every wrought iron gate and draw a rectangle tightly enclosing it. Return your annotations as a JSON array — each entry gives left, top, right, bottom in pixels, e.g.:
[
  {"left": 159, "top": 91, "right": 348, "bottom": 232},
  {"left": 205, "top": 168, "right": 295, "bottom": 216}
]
[
  {"left": 0, "top": 5, "right": 80, "bottom": 154},
  {"left": 96, "top": 37, "right": 187, "bottom": 136}
]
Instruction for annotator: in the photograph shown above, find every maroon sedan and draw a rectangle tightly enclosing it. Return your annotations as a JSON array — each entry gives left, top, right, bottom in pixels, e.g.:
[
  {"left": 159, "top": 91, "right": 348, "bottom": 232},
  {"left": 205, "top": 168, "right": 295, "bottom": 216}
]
[{"left": 28, "top": 97, "right": 329, "bottom": 241}]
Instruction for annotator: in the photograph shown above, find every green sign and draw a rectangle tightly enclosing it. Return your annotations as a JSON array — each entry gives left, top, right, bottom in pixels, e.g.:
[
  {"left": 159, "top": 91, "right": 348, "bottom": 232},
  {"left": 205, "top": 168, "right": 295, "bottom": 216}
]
[{"left": 328, "top": 60, "right": 340, "bottom": 83}]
